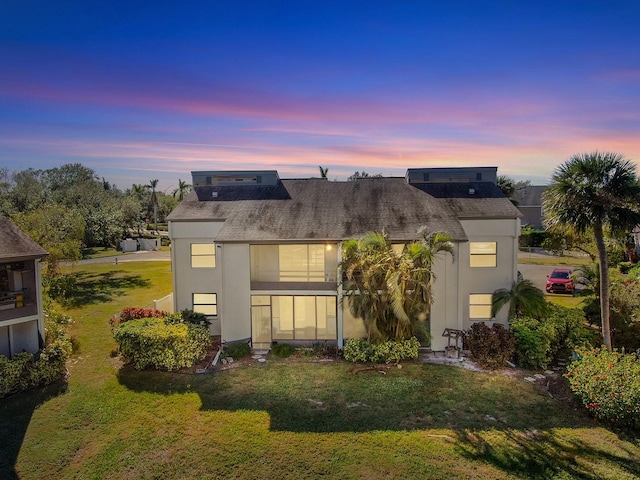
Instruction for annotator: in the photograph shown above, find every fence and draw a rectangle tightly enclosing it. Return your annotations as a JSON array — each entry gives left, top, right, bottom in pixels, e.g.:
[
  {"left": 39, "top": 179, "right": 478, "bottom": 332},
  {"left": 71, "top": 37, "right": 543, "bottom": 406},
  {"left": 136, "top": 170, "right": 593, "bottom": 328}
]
[{"left": 154, "top": 293, "right": 174, "bottom": 312}]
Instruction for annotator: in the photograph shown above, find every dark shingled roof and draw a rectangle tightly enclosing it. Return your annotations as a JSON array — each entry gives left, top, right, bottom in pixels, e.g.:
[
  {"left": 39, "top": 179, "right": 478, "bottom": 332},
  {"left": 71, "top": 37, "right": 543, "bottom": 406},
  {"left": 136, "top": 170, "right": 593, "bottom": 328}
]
[
  {"left": 414, "top": 182, "right": 523, "bottom": 219},
  {"left": 168, "top": 177, "right": 521, "bottom": 242},
  {"left": 194, "top": 183, "right": 291, "bottom": 201},
  {"left": 0, "top": 215, "right": 48, "bottom": 261},
  {"left": 512, "top": 185, "right": 546, "bottom": 206}
]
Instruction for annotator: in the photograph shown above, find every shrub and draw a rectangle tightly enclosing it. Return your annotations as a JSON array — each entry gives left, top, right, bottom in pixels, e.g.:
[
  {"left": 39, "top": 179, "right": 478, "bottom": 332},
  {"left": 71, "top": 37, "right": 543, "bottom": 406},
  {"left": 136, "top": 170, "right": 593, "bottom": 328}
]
[
  {"left": 628, "top": 265, "right": 640, "bottom": 282},
  {"left": 343, "top": 337, "right": 420, "bottom": 363},
  {"left": 464, "top": 322, "right": 516, "bottom": 369},
  {"left": 0, "top": 344, "right": 69, "bottom": 398},
  {"left": 45, "top": 275, "right": 77, "bottom": 304},
  {"left": 113, "top": 317, "right": 211, "bottom": 371},
  {"left": 225, "top": 342, "right": 251, "bottom": 359},
  {"left": 119, "top": 307, "right": 166, "bottom": 322},
  {"left": 511, "top": 306, "right": 595, "bottom": 370},
  {"left": 270, "top": 343, "right": 297, "bottom": 358},
  {"left": 566, "top": 347, "right": 640, "bottom": 429},
  {"left": 511, "top": 317, "right": 553, "bottom": 370},
  {"left": 619, "top": 262, "right": 634, "bottom": 274},
  {"left": 179, "top": 309, "right": 211, "bottom": 328},
  {"left": 300, "top": 342, "right": 340, "bottom": 358},
  {"left": 343, "top": 338, "right": 373, "bottom": 363},
  {"left": 111, "top": 306, "right": 166, "bottom": 331}
]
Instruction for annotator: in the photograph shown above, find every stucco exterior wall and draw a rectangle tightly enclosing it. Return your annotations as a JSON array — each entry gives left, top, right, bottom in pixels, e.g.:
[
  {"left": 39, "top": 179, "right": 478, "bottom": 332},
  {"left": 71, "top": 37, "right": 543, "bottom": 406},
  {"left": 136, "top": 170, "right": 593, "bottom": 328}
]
[
  {"left": 458, "top": 218, "right": 520, "bottom": 330},
  {"left": 219, "top": 243, "right": 251, "bottom": 343},
  {"left": 169, "top": 221, "right": 225, "bottom": 335},
  {"left": 430, "top": 246, "right": 460, "bottom": 351}
]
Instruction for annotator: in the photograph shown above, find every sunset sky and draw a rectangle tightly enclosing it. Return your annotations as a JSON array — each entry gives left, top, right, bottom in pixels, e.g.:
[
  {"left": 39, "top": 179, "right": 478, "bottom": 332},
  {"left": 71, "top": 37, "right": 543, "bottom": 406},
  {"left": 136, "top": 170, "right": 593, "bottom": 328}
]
[{"left": 1, "top": 1, "right": 639, "bottom": 191}]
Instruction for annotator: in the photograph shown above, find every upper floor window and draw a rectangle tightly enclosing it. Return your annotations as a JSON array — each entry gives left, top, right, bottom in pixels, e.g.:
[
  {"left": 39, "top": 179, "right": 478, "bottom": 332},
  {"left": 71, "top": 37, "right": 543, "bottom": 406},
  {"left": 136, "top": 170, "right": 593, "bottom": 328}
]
[
  {"left": 470, "top": 242, "right": 496, "bottom": 267},
  {"left": 191, "top": 244, "right": 216, "bottom": 268},
  {"left": 250, "top": 244, "right": 338, "bottom": 282}
]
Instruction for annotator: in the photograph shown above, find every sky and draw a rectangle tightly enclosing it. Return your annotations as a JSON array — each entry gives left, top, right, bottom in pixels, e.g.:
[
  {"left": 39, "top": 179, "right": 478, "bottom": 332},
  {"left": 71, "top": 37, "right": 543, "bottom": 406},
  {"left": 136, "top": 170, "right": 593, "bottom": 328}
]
[{"left": 1, "top": 1, "right": 640, "bottom": 192}]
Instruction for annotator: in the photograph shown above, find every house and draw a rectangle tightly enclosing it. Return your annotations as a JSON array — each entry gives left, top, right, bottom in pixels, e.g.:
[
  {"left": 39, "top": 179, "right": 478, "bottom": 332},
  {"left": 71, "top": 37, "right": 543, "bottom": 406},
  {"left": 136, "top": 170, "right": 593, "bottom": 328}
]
[
  {"left": 167, "top": 167, "right": 521, "bottom": 351},
  {"left": 0, "top": 216, "right": 48, "bottom": 357},
  {"left": 512, "top": 185, "right": 547, "bottom": 228}
]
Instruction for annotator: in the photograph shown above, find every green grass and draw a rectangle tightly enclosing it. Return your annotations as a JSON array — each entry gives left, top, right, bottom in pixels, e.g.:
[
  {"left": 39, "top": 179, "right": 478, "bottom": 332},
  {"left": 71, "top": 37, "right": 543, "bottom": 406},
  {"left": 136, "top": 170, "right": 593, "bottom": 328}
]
[
  {"left": 518, "top": 255, "right": 592, "bottom": 266},
  {"left": 546, "top": 294, "right": 585, "bottom": 308},
  {"left": 1, "top": 261, "right": 639, "bottom": 479},
  {"left": 81, "top": 246, "right": 124, "bottom": 259}
]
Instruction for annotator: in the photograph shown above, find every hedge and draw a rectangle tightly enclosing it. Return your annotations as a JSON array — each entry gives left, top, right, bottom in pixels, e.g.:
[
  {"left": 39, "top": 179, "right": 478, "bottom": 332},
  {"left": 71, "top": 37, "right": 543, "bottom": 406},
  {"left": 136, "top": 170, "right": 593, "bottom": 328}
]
[
  {"left": 343, "top": 337, "right": 420, "bottom": 363},
  {"left": 113, "top": 317, "right": 211, "bottom": 371}
]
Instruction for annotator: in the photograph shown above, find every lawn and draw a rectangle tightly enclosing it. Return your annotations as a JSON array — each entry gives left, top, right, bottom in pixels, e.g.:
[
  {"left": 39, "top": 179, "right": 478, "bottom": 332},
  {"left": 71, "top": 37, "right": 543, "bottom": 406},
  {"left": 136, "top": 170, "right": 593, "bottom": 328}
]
[{"left": 1, "top": 261, "right": 639, "bottom": 479}]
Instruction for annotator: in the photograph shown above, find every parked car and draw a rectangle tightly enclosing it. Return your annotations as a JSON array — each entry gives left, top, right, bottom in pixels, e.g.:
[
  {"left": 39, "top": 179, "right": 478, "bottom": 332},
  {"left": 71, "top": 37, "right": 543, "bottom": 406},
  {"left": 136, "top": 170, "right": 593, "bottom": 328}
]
[{"left": 545, "top": 268, "right": 574, "bottom": 294}]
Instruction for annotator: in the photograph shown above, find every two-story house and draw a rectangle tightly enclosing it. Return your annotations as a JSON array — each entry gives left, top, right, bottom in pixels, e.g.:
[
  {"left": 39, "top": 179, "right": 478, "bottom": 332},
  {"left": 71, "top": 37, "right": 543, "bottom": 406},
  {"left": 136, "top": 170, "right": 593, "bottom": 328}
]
[
  {"left": 0, "top": 216, "right": 48, "bottom": 357},
  {"left": 167, "top": 167, "right": 521, "bottom": 351}
]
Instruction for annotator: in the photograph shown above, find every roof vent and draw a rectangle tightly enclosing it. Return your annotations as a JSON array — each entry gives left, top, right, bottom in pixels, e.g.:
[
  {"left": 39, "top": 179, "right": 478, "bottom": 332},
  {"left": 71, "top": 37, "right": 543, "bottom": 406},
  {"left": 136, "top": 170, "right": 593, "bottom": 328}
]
[
  {"left": 468, "top": 188, "right": 475, "bottom": 195},
  {"left": 211, "top": 191, "right": 219, "bottom": 198}
]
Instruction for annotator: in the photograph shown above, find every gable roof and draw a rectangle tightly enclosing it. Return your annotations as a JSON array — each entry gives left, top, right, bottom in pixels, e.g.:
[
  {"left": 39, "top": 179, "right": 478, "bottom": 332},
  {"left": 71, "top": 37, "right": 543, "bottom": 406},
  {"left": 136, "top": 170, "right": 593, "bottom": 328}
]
[
  {"left": 0, "top": 215, "right": 48, "bottom": 261},
  {"left": 168, "top": 176, "right": 521, "bottom": 243}
]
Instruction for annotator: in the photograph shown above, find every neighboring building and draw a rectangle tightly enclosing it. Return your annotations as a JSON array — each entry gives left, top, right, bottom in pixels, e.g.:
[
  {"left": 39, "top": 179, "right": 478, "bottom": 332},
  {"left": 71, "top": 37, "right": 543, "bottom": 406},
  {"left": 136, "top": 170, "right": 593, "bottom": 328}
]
[
  {"left": 167, "top": 167, "right": 521, "bottom": 351},
  {"left": 0, "top": 216, "right": 48, "bottom": 357},
  {"left": 512, "top": 185, "right": 546, "bottom": 228}
]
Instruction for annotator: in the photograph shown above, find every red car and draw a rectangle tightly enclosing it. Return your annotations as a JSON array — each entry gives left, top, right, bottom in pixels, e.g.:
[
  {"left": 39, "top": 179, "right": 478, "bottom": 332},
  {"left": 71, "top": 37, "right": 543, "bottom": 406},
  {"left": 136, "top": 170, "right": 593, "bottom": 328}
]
[{"left": 546, "top": 268, "right": 574, "bottom": 294}]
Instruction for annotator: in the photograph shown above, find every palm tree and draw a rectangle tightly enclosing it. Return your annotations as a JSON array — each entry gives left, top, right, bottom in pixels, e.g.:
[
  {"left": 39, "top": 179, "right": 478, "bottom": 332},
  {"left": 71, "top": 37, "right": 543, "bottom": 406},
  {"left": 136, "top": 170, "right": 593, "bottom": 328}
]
[
  {"left": 341, "top": 230, "right": 453, "bottom": 342},
  {"left": 572, "top": 262, "right": 599, "bottom": 297},
  {"left": 172, "top": 179, "right": 192, "bottom": 201},
  {"left": 147, "top": 179, "right": 159, "bottom": 232},
  {"left": 496, "top": 175, "right": 516, "bottom": 198},
  {"left": 543, "top": 151, "right": 640, "bottom": 349},
  {"left": 491, "top": 279, "right": 548, "bottom": 319}
]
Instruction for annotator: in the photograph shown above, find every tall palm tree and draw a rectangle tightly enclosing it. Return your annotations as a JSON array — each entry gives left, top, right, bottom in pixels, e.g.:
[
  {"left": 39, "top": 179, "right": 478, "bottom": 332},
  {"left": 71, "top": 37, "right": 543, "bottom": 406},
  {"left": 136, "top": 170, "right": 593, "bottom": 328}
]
[
  {"left": 543, "top": 151, "right": 640, "bottom": 349},
  {"left": 491, "top": 279, "right": 548, "bottom": 319},
  {"left": 341, "top": 230, "right": 453, "bottom": 342},
  {"left": 172, "top": 179, "right": 192, "bottom": 201},
  {"left": 147, "top": 179, "right": 159, "bottom": 231}
]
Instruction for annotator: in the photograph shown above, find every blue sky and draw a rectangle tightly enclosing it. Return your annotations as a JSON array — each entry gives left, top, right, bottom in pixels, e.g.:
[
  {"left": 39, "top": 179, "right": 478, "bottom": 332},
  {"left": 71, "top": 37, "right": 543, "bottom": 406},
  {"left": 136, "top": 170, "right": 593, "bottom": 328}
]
[{"left": 1, "top": 1, "right": 639, "bottom": 191}]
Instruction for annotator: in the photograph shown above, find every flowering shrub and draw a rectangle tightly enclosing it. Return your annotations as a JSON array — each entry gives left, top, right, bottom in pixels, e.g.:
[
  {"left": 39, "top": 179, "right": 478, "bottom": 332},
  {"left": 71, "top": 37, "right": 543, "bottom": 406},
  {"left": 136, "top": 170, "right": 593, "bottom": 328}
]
[
  {"left": 565, "top": 347, "right": 640, "bottom": 429},
  {"left": 110, "top": 306, "right": 166, "bottom": 331},
  {"left": 343, "top": 337, "right": 420, "bottom": 363},
  {"left": 113, "top": 317, "right": 211, "bottom": 371},
  {"left": 464, "top": 322, "right": 515, "bottom": 369}
]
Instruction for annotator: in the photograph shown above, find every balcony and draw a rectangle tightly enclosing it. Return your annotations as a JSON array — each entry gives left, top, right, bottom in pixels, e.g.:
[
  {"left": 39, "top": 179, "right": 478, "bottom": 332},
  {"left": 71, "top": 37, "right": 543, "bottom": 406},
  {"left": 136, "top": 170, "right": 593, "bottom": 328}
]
[{"left": 0, "top": 290, "right": 38, "bottom": 323}]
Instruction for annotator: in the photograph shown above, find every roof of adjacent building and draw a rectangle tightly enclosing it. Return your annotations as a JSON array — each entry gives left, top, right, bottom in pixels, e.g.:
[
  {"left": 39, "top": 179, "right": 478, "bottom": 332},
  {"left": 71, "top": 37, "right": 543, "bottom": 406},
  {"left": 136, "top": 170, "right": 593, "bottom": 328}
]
[
  {"left": 0, "top": 215, "right": 48, "bottom": 261},
  {"left": 168, "top": 175, "right": 521, "bottom": 242},
  {"left": 512, "top": 185, "right": 547, "bottom": 206}
]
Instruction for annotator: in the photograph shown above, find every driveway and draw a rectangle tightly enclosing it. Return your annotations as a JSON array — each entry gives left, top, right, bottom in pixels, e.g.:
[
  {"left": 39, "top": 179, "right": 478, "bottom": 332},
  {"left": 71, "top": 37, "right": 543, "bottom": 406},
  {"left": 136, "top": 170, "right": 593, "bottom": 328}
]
[{"left": 517, "top": 251, "right": 584, "bottom": 295}]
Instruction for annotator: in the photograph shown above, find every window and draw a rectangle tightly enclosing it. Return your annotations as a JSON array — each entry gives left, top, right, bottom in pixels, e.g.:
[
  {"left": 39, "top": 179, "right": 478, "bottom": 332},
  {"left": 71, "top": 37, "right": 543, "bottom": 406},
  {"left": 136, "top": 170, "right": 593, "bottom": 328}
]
[
  {"left": 250, "top": 244, "right": 338, "bottom": 282},
  {"left": 469, "top": 294, "right": 492, "bottom": 319},
  {"left": 191, "top": 243, "right": 215, "bottom": 268},
  {"left": 250, "top": 295, "right": 337, "bottom": 341},
  {"left": 193, "top": 293, "right": 217, "bottom": 316},
  {"left": 470, "top": 242, "right": 496, "bottom": 267}
]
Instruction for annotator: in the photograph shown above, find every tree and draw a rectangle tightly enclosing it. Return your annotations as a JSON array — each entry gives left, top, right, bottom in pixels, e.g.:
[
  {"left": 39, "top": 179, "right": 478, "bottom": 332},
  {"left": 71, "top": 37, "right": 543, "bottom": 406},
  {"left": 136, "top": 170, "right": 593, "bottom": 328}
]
[
  {"left": 172, "top": 179, "right": 192, "bottom": 201},
  {"left": 12, "top": 206, "right": 85, "bottom": 278},
  {"left": 340, "top": 230, "right": 453, "bottom": 342},
  {"left": 496, "top": 175, "right": 516, "bottom": 198},
  {"left": 147, "top": 179, "right": 159, "bottom": 231},
  {"left": 318, "top": 166, "right": 328, "bottom": 178},
  {"left": 543, "top": 151, "right": 640, "bottom": 350},
  {"left": 347, "top": 171, "right": 382, "bottom": 181},
  {"left": 491, "top": 279, "right": 548, "bottom": 319}
]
